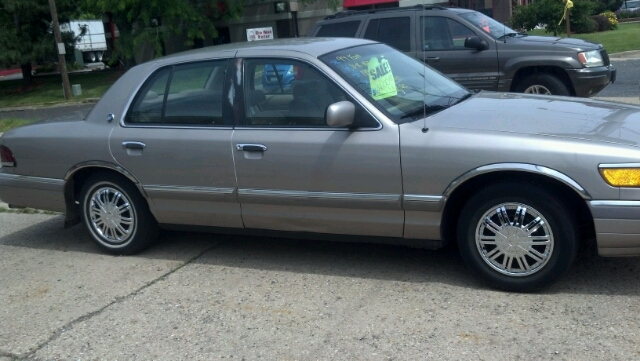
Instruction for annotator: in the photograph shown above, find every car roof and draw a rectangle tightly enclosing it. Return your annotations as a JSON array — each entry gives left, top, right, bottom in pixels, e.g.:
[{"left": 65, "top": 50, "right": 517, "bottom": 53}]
[
  {"left": 152, "top": 37, "right": 378, "bottom": 66},
  {"left": 323, "top": 5, "right": 475, "bottom": 20}
]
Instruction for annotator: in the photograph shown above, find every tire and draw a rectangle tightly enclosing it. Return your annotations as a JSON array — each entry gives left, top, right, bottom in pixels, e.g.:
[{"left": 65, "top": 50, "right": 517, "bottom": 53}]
[
  {"left": 456, "top": 183, "right": 578, "bottom": 292},
  {"left": 80, "top": 172, "right": 158, "bottom": 255},
  {"left": 515, "top": 73, "right": 570, "bottom": 96}
]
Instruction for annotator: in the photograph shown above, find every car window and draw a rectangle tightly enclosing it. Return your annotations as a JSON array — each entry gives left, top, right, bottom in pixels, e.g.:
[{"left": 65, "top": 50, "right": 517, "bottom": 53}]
[
  {"left": 458, "top": 11, "right": 515, "bottom": 39},
  {"left": 363, "top": 17, "right": 411, "bottom": 52},
  {"left": 421, "top": 17, "right": 476, "bottom": 51},
  {"left": 241, "top": 58, "right": 378, "bottom": 128},
  {"left": 316, "top": 21, "right": 361, "bottom": 37},
  {"left": 125, "top": 67, "right": 171, "bottom": 124},
  {"left": 321, "top": 43, "right": 469, "bottom": 124},
  {"left": 125, "top": 60, "right": 228, "bottom": 126}
]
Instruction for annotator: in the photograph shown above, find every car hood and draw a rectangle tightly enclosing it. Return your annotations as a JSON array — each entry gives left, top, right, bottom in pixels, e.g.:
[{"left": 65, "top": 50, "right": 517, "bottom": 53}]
[
  {"left": 435, "top": 92, "right": 640, "bottom": 147},
  {"left": 512, "top": 35, "right": 601, "bottom": 49}
]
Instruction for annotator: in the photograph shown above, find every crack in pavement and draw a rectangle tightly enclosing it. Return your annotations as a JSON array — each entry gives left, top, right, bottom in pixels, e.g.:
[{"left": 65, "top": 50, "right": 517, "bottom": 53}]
[{"left": 14, "top": 240, "right": 225, "bottom": 360}]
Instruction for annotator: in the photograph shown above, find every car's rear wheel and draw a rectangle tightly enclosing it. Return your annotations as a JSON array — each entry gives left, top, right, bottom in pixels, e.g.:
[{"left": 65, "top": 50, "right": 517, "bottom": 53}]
[
  {"left": 456, "top": 183, "right": 578, "bottom": 292},
  {"left": 80, "top": 172, "right": 158, "bottom": 255},
  {"left": 516, "top": 73, "right": 570, "bottom": 96}
]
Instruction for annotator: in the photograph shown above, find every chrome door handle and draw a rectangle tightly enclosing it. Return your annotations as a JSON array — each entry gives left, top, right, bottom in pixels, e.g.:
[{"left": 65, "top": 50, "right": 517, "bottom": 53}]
[
  {"left": 425, "top": 57, "right": 440, "bottom": 62},
  {"left": 236, "top": 144, "right": 267, "bottom": 152},
  {"left": 122, "top": 141, "right": 146, "bottom": 150}
]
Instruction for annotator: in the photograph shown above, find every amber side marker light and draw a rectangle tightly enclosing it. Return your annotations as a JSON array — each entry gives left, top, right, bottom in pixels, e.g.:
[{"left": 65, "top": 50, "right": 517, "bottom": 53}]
[
  {"left": 0, "top": 145, "right": 16, "bottom": 167},
  {"left": 599, "top": 168, "right": 640, "bottom": 187}
]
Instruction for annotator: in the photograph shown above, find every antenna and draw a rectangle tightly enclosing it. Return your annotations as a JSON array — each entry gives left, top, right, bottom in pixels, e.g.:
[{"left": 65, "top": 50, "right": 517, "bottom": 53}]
[{"left": 422, "top": 2, "right": 428, "bottom": 133}]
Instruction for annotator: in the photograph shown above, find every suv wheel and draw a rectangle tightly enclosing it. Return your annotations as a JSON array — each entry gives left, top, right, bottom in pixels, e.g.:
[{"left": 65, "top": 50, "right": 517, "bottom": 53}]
[{"left": 516, "top": 73, "right": 570, "bottom": 96}]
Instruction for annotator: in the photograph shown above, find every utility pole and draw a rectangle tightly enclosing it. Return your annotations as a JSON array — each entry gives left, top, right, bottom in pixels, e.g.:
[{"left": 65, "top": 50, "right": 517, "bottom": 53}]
[{"left": 48, "top": 0, "right": 72, "bottom": 100}]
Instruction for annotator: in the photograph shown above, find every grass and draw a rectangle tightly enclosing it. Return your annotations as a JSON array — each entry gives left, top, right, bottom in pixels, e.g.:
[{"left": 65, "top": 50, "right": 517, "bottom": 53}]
[
  {"left": 528, "top": 22, "right": 640, "bottom": 53},
  {"left": 0, "top": 69, "right": 123, "bottom": 108},
  {"left": 0, "top": 118, "right": 39, "bottom": 132}
]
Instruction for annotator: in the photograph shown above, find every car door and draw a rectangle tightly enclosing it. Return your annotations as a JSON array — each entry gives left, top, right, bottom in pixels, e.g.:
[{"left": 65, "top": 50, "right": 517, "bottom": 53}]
[
  {"left": 110, "top": 59, "right": 242, "bottom": 228},
  {"left": 230, "top": 56, "right": 404, "bottom": 237},
  {"left": 417, "top": 15, "right": 499, "bottom": 91}
]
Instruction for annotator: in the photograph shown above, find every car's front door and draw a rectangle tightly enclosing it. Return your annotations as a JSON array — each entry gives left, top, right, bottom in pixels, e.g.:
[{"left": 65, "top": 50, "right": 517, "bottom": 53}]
[
  {"left": 110, "top": 59, "right": 242, "bottom": 228},
  {"left": 417, "top": 16, "right": 499, "bottom": 91},
  {"left": 230, "top": 57, "right": 404, "bottom": 237}
]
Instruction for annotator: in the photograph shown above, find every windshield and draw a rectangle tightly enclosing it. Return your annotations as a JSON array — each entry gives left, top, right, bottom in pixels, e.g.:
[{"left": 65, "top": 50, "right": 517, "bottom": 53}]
[
  {"left": 320, "top": 43, "right": 469, "bottom": 123},
  {"left": 458, "top": 11, "right": 516, "bottom": 39}
]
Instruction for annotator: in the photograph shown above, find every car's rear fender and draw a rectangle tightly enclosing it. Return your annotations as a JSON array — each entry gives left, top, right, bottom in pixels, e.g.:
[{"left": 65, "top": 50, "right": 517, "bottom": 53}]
[{"left": 62, "top": 162, "right": 147, "bottom": 228}]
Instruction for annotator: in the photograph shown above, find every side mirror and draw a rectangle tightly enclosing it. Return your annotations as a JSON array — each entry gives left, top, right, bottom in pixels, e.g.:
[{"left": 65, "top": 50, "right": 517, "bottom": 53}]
[
  {"left": 464, "top": 36, "right": 489, "bottom": 51},
  {"left": 326, "top": 101, "right": 355, "bottom": 128}
]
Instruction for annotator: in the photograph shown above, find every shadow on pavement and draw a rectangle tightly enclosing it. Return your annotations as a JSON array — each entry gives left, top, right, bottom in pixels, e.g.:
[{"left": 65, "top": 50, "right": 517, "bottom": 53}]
[{"left": 2, "top": 215, "right": 639, "bottom": 296}]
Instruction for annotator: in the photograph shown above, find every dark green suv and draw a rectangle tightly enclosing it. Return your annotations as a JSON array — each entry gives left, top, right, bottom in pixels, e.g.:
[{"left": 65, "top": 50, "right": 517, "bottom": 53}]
[{"left": 307, "top": 6, "right": 617, "bottom": 97}]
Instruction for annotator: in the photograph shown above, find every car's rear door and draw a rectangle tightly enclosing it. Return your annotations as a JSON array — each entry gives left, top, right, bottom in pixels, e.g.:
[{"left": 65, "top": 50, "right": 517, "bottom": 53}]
[
  {"left": 110, "top": 58, "right": 242, "bottom": 228},
  {"left": 230, "top": 55, "right": 404, "bottom": 237}
]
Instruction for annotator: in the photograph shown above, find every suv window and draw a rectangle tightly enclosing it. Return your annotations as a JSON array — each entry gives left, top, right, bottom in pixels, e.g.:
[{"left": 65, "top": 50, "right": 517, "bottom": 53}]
[
  {"left": 421, "top": 17, "right": 476, "bottom": 50},
  {"left": 315, "top": 21, "right": 360, "bottom": 37},
  {"left": 126, "top": 61, "right": 228, "bottom": 126},
  {"left": 363, "top": 17, "right": 411, "bottom": 52}
]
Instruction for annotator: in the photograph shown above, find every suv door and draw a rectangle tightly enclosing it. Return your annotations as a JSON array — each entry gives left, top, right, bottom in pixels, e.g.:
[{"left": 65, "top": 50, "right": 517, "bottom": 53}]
[
  {"left": 230, "top": 56, "right": 404, "bottom": 237},
  {"left": 110, "top": 59, "right": 242, "bottom": 228},
  {"left": 417, "top": 15, "right": 499, "bottom": 91}
]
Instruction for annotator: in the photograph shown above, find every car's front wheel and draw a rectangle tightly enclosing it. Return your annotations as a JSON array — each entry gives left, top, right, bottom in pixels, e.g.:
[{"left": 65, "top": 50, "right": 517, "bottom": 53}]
[
  {"left": 457, "top": 183, "right": 578, "bottom": 292},
  {"left": 515, "top": 73, "right": 570, "bottom": 96},
  {"left": 80, "top": 172, "right": 158, "bottom": 255}
]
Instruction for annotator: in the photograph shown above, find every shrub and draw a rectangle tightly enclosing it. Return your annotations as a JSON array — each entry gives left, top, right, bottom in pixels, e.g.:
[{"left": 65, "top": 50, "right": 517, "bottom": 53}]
[
  {"left": 616, "top": 10, "right": 637, "bottom": 19},
  {"left": 591, "top": 15, "right": 611, "bottom": 31},
  {"left": 601, "top": 10, "right": 619, "bottom": 27},
  {"left": 573, "top": 16, "right": 597, "bottom": 33}
]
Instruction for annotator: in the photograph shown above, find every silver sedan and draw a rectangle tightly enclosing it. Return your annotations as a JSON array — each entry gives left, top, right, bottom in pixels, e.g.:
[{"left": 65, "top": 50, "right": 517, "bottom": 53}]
[{"left": 2, "top": 38, "right": 640, "bottom": 292}]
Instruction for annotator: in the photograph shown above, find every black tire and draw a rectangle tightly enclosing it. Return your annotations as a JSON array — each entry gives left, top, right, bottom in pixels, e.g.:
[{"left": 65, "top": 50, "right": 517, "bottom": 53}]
[
  {"left": 515, "top": 73, "right": 570, "bottom": 96},
  {"left": 80, "top": 172, "right": 158, "bottom": 255},
  {"left": 456, "top": 183, "right": 578, "bottom": 292}
]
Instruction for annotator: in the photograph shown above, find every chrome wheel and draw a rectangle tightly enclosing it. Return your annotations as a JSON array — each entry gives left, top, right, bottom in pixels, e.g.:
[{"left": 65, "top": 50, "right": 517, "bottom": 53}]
[
  {"left": 475, "top": 202, "right": 554, "bottom": 277},
  {"left": 88, "top": 186, "right": 136, "bottom": 245},
  {"left": 523, "top": 85, "right": 552, "bottom": 95}
]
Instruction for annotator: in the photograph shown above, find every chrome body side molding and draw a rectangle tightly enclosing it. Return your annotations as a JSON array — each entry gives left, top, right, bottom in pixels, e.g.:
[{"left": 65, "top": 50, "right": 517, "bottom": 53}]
[
  {"left": 238, "top": 188, "right": 402, "bottom": 210},
  {"left": 145, "top": 185, "right": 236, "bottom": 201},
  {"left": 402, "top": 194, "right": 444, "bottom": 211},
  {"left": 443, "top": 163, "right": 591, "bottom": 200}
]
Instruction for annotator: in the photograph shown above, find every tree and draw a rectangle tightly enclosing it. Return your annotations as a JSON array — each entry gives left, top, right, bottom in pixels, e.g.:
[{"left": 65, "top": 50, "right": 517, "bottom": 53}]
[
  {"left": 592, "top": 0, "right": 625, "bottom": 14},
  {"left": 0, "top": 0, "right": 75, "bottom": 86},
  {"left": 511, "top": 0, "right": 595, "bottom": 35},
  {"left": 81, "top": 0, "right": 244, "bottom": 67}
]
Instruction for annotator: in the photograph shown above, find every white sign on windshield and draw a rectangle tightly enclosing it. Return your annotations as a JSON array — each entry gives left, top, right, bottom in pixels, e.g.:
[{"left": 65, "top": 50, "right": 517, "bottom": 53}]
[{"left": 246, "top": 27, "right": 274, "bottom": 41}]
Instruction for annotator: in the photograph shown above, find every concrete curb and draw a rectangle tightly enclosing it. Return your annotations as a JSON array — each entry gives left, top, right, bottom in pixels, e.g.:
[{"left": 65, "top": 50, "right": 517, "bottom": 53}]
[{"left": 609, "top": 50, "right": 640, "bottom": 59}]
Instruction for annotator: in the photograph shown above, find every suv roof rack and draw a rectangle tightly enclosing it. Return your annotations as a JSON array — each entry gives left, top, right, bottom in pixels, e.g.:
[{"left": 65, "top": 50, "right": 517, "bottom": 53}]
[{"left": 325, "top": 5, "right": 449, "bottom": 20}]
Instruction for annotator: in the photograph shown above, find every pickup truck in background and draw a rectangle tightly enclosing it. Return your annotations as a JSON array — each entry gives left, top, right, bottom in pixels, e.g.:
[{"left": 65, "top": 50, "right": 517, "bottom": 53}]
[{"left": 63, "top": 20, "right": 108, "bottom": 64}]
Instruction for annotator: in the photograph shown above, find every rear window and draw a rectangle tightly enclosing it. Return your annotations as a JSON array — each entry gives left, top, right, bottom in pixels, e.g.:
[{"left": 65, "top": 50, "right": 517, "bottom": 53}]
[
  {"left": 315, "top": 21, "right": 361, "bottom": 37},
  {"left": 363, "top": 17, "right": 411, "bottom": 52}
]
